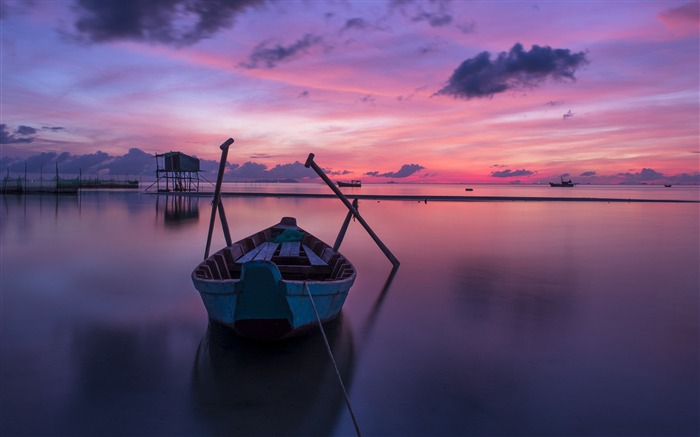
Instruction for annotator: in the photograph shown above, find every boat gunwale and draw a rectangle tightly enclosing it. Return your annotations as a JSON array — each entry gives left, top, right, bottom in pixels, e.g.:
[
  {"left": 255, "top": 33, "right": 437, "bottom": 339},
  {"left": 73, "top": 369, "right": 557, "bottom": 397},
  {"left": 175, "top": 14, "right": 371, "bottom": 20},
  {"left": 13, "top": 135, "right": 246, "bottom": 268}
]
[{"left": 193, "top": 219, "right": 356, "bottom": 285}]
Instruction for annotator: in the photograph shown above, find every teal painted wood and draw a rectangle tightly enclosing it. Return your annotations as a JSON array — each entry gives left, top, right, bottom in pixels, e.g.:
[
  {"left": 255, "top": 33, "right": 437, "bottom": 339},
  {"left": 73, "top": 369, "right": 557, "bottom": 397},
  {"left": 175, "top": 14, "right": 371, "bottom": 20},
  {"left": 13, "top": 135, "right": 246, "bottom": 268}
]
[
  {"left": 192, "top": 217, "right": 356, "bottom": 340},
  {"left": 235, "top": 261, "right": 293, "bottom": 321}
]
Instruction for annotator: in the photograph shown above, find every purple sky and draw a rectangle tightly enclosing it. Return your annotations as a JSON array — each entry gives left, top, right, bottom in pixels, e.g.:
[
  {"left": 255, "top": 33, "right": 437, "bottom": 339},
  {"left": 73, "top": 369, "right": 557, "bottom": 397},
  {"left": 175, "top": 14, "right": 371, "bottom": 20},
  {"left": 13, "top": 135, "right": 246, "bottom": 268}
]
[{"left": 1, "top": 0, "right": 698, "bottom": 183}]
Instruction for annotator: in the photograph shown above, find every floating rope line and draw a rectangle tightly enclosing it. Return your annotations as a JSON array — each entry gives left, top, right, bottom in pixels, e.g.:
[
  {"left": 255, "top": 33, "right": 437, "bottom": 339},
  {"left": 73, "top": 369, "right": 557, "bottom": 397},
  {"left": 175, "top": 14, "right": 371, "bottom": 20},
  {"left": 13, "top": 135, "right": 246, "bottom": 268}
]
[{"left": 304, "top": 282, "right": 362, "bottom": 437}]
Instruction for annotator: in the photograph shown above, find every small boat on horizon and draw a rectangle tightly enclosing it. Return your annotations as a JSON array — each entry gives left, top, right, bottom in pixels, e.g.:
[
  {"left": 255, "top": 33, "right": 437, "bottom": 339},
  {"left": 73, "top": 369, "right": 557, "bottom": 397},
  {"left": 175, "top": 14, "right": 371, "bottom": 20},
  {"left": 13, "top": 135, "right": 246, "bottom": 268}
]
[
  {"left": 550, "top": 178, "right": 575, "bottom": 187},
  {"left": 337, "top": 180, "right": 361, "bottom": 187}
]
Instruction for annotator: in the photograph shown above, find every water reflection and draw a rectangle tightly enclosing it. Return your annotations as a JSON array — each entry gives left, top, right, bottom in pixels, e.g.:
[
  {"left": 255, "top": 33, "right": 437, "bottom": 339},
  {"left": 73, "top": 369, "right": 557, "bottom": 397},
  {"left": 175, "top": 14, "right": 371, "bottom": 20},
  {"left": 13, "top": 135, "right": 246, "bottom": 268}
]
[
  {"left": 155, "top": 194, "right": 201, "bottom": 228},
  {"left": 451, "top": 256, "right": 575, "bottom": 336},
  {"left": 2, "top": 191, "right": 697, "bottom": 436},
  {"left": 191, "top": 316, "right": 355, "bottom": 436}
]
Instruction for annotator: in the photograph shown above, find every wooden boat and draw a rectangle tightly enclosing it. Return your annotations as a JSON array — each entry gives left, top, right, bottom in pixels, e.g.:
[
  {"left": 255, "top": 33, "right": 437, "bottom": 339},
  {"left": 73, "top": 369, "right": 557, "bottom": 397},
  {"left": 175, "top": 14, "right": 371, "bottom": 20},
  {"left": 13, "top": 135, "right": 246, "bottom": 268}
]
[
  {"left": 549, "top": 178, "right": 575, "bottom": 187},
  {"left": 192, "top": 216, "right": 356, "bottom": 340},
  {"left": 191, "top": 140, "right": 397, "bottom": 342},
  {"left": 337, "top": 180, "right": 361, "bottom": 187}
]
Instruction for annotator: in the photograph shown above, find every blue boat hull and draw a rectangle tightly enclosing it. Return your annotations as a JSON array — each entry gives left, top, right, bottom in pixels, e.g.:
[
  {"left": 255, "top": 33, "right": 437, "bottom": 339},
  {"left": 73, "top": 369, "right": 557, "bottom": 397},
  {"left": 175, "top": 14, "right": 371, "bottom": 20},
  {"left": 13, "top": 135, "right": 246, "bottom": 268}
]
[{"left": 192, "top": 219, "right": 356, "bottom": 340}]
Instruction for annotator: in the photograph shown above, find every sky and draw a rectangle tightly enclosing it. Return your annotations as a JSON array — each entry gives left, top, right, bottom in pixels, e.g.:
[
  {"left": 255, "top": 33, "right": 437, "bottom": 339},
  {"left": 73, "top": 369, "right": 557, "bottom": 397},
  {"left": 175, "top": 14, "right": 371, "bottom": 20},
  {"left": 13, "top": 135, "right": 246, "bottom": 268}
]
[{"left": 1, "top": 0, "right": 699, "bottom": 184}]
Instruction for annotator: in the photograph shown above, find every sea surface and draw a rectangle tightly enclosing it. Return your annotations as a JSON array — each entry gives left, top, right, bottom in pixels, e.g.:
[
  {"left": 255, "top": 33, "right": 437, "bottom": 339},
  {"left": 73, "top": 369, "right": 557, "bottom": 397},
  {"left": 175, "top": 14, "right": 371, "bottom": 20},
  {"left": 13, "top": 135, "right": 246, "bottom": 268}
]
[{"left": 1, "top": 184, "right": 698, "bottom": 436}]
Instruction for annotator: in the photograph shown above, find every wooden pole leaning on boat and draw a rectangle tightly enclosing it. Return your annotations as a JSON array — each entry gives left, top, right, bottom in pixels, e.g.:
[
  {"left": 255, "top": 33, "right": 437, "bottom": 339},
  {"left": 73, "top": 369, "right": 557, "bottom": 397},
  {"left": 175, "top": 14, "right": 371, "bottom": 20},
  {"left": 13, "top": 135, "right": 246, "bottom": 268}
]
[
  {"left": 305, "top": 153, "right": 400, "bottom": 268},
  {"left": 333, "top": 198, "right": 358, "bottom": 252},
  {"left": 204, "top": 138, "right": 234, "bottom": 260}
]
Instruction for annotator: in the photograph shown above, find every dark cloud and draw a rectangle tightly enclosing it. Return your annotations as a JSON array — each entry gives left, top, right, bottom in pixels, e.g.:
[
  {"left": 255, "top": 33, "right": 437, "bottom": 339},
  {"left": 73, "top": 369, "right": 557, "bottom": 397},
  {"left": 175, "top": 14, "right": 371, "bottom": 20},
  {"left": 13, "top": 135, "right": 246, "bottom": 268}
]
[
  {"left": 327, "top": 169, "right": 351, "bottom": 176},
  {"left": 103, "top": 148, "right": 153, "bottom": 175},
  {"left": 580, "top": 171, "right": 596, "bottom": 177},
  {"left": 562, "top": 110, "right": 574, "bottom": 119},
  {"left": 240, "top": 33, "right": 324, "bottom": 69},
  {"left": 16, "top": 125, "right": 38, "bottom": 135},
  {"left": 456, "top": 20, "right": 476, "bottom": 34},
  {"left": 222, "top": 160, "right": 321, "bottom": 181},
  {"left": 359, "top": 94, "right": 376, "bottom": 104},
  {"left": 72, "top": 0, "right": 265, "bottom": 46},
  {"left": 232, "top": 161, "right": 268, "bottom": 178},
  {"left": 616, "top": 168, "right": 669, "bottom": 184},
  {"left": 0, "top": 148, "right": 321, "bottom": 181},
  {"left": 636, "top": 168, "right": 665, "bottom": 181},
  {"left": 491, "top": 169, "right": 534, "bottom": 178},
  {"left": 365, "top": 163, "right": 424, "bottom": 178},
  {"left": 436, "top": 43, "right": 589, "bottom": 99},
  {"left": 1, "top": 124, "right": 37, "bottom": 144},
  {"left": 55, "top": 151, "right": 110, "bottom": 174},
  {"left": 42, "top": 126, "right": 66, "bottom": 132},
  {"left": 411, "top": 10, "right": 452, "bottom": 27},
  {"left": 8, "top": 152, "right": 58, "bottom": 173},
  {"left": 393, "top": 0, "right": 453, "bottom": 28},
  {"left": 639, "top": 168, "right": 665, "bottom": 180},
  {"left": 342, "top": 17, "right": 369, "bottom": 32},
  {"left": 673, "top": 172, "right": 700, "bottom": 184},
  {"left": 266, "top": 161, "right": 311, "bottom": 180}
]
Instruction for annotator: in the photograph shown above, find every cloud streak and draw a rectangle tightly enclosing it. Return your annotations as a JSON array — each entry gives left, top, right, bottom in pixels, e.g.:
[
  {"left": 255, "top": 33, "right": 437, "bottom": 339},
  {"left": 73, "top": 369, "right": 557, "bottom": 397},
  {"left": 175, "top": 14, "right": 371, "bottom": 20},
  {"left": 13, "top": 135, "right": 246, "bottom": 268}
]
[
  {"left": 1, "top": 124, "right": 37, "bottom": 144},
  {"left": 366, "top": 163, "right": 425, "bottom": 178},
  {"left": 491, "top": 169, "right": 534, "bottom": 178},
  {"left": 240, "top": 33, "right": 325, "bottom": 69},
  {"left": 436, "top": 43, "right": 589, "bottom": 99}
]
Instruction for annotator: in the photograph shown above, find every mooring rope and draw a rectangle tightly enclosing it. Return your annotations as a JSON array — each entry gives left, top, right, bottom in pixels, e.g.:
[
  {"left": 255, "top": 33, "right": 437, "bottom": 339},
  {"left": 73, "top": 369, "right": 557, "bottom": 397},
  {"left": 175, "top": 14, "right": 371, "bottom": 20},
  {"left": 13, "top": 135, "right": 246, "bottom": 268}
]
[{"left": 304, "top": 282, "right": 362, "bottom": 437}]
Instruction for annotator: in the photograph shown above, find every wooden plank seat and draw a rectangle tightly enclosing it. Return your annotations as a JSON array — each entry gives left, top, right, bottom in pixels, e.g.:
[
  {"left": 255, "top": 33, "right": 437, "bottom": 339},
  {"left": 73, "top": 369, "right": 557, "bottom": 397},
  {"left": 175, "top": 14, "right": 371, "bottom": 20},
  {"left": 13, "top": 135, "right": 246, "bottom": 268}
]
[
  {"left": 279, "top": 241, "right": 301, "bottom": 258},
  {"left": 254, "top": 242, "right": 279, "bottom": 261},
  {"left": 235, "top": 241, "right": 279, "bottom": 263},
  {"left": 302, "top": 244, "right": 328, "bottom": 266}
]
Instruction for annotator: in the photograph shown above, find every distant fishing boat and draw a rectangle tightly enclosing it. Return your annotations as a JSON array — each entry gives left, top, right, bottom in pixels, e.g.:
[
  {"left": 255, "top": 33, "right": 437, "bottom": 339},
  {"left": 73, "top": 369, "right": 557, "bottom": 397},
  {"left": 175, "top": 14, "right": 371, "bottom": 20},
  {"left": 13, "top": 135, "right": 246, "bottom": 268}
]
[
  {"left": 337, "top": 180, "right": 361, "bottom": 187},
  {"left": 192, "top": 139, "right": 398, "bottom": 341},
  {"left": 664, "top": 184, "right": 672, "bottom": 188},
  {"left": 550, "top": 178, "right": 575, "bottom": 187}
]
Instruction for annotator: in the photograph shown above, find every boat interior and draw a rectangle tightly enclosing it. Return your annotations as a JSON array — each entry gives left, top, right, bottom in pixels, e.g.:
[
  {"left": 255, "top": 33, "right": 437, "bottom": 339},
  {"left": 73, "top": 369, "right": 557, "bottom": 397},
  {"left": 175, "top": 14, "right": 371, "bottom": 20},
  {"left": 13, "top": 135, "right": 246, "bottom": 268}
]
[{"left": 194, "top": 224, "right": 355, "bottom": 282}]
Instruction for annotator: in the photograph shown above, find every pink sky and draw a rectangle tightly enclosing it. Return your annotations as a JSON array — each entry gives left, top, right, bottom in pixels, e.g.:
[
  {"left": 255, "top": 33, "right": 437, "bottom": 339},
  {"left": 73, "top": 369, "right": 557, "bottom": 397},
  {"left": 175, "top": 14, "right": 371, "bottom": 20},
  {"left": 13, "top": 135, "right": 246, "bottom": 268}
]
[{"left": 1, "top": 0, "right": 698, "bottom": 184}]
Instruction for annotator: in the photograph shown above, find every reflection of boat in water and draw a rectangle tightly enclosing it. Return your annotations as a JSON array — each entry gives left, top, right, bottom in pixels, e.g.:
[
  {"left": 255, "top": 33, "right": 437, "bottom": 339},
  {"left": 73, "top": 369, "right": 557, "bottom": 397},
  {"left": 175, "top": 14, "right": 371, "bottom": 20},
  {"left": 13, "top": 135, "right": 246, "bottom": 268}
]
[
  {"left": 549, "top": 178, "right": 575, "bottom": 187},
  {"left": 191, "top": 316, "right": 355, "bottom": 436},
  {"left": 337, "top": 180, "right": 361, "bottom": 187},
  {"left": 192, "top": 217, "right": 357, "bottom": 340}
]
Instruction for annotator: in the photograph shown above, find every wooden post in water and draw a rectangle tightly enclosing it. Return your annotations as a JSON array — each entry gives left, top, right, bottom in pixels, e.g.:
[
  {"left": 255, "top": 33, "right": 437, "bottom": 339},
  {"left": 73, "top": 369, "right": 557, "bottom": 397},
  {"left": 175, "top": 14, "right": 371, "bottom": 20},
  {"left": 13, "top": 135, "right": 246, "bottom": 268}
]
[
  {"left": 305, "top": 153, "right": 399, "bottom": 268},
  {"left": 204, "top": 138, "right": 234, "bottom": 260},
  {"left": 333, "top": 198, "right": 358, "bottom": 252}
]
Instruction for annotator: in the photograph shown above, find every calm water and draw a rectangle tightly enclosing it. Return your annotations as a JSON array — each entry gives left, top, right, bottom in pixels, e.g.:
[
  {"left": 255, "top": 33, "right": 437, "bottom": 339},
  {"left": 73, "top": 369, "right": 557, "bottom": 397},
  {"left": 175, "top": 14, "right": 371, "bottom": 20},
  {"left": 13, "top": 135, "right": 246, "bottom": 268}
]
[
  {"left": 1, "top": 185, "right": 698, "bottom": 436},
  {"left": 219, "top": 182, "right": 700, "bottom": 202}
]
